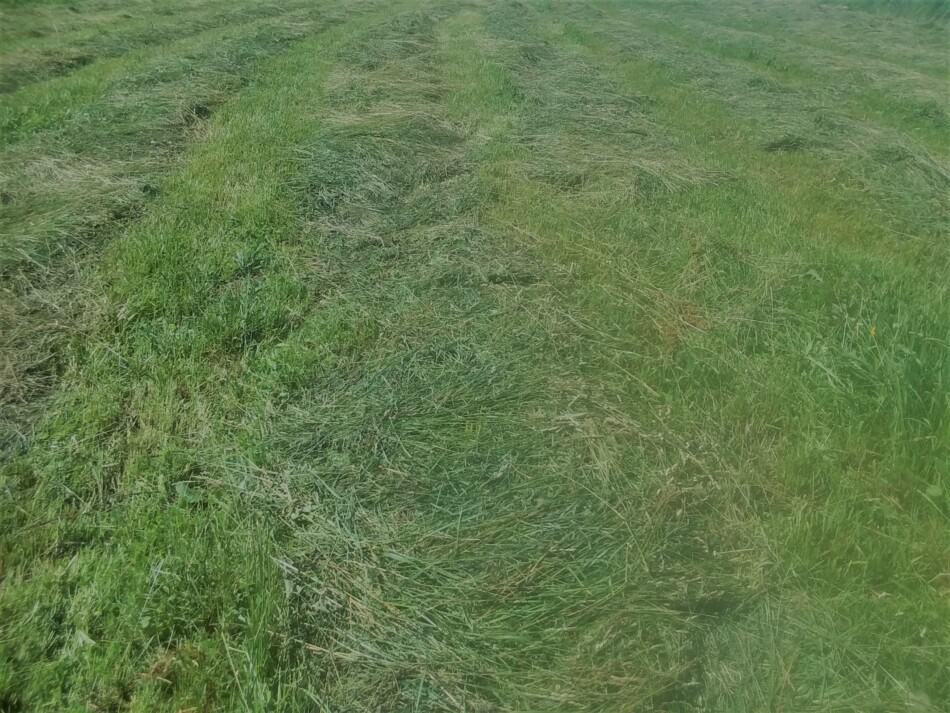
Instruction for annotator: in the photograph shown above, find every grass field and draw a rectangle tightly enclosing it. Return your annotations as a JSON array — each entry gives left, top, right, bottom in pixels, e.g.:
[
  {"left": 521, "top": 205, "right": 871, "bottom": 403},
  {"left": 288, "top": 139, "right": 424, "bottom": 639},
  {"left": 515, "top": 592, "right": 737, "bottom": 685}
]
[{"left": 1, "top": 0, "right": 948, "bottom": 710}]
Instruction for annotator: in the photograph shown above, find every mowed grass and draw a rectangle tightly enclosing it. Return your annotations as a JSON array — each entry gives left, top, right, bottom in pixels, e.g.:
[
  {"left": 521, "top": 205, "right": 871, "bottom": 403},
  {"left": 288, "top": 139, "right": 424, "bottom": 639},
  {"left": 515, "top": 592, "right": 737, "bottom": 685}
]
[{"left": 1, "top": 0, "right": 948, "bottom": 711}]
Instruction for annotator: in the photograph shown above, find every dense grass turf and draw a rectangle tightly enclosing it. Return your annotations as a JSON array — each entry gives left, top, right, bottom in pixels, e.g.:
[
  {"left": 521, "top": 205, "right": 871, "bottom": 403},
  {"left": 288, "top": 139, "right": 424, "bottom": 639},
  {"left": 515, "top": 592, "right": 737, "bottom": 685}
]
[{"left": 1, "top": 0, "right": 948, "bottom": 710}]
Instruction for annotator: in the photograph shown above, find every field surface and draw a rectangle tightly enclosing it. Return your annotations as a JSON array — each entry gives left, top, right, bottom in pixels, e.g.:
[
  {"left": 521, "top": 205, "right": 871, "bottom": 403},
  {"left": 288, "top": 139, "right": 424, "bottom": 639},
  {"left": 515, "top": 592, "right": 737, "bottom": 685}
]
[{"left": 1, "top": 0, "right": 948, "bottom": 710}]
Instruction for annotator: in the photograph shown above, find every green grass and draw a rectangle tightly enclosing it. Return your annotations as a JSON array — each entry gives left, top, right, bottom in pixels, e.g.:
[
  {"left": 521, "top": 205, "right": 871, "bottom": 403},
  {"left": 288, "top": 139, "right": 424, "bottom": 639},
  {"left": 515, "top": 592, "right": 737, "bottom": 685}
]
[
  {"left": 1, "top": 0, "right": 948, "bottom": 710},
  {"left": 823, "top": 0, "right": 950, "bottom": 22}
]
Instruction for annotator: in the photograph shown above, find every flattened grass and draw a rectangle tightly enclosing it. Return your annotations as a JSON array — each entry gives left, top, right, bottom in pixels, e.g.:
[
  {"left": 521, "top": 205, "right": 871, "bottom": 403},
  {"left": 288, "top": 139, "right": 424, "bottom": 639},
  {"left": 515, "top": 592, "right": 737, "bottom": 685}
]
[
  {"left": 1, "top": 0, "right": 948, "bottom": 711},
  {"left": 0, "top": 0, "right": 365, "bottom": 452}
]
